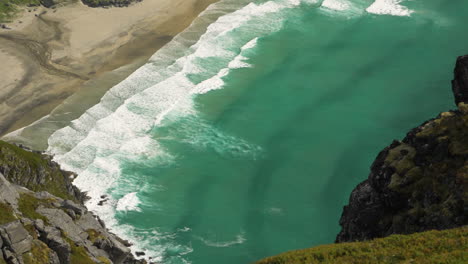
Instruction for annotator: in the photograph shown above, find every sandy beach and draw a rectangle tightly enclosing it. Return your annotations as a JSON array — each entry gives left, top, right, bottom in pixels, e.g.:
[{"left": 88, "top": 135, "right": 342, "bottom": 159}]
[{"left": 0, "top": 0, "right": 217, "bottom": 136}]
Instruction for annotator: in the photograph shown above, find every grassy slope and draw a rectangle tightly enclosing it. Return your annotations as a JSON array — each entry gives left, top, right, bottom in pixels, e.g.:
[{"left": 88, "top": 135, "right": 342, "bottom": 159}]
[
  {"left": 255, "top": 227, "right": 468, "bottom": 264},
  {"left": 0, "top": 140, "right": 76, "bottom": 200}
]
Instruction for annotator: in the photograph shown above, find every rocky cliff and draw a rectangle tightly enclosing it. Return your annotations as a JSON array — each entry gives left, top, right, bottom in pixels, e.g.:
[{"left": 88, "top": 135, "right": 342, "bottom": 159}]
[
  {"left": 336, "top": 56, "right": 468, "bottom": 242},
  {"left": 0, "top": 141, "right": 145, "bottom": 264}
]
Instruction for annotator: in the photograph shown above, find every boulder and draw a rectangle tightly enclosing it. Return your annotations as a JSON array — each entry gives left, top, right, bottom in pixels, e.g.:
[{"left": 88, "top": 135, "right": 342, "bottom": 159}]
[
  {"left": 62, "top": 200, "right": 86, "bottom": 216},
  {"left": 0, "top": 173, "right": 19, "bottom": 208},
  {"left": 36, "top": 207, "right": 85, "bottom": 242},
  {"left": 76, "top": 213, "right": 103, "bottom": 231},
  {"left": 33, "top": 219, "right": 45, "bottom": 233},
  {"left": 105, "top": 236, "right": 132, "bottom": 263},
  {"left": 41, "top": 226, "right": 71, "bottom": 263},
  {"left": 0, "top": 221, "right": 33, "bottom": 254}
]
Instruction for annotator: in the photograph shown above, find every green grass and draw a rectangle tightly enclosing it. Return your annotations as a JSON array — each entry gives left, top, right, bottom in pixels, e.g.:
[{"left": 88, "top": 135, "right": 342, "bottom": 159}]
[
  {"left": 0, "top": 201, "right": 17, "bottom": 225},
  {"left": 255, "top": 227, "right": 468, "bottom": 264},
  {"left": 0, "top": 140, "right": 76, "bottom": 201},
  {"left": 17, "top": 193, "right": 54, "bottom": 223},
  {"left": 0, "top": 0, "right": 40, "bottom": 22},
  {"left": 97, "top": 256, "right": 112, "bottom": 264},
  {"left": 24, "top": 223, "right": 39, "bottom": 238}
]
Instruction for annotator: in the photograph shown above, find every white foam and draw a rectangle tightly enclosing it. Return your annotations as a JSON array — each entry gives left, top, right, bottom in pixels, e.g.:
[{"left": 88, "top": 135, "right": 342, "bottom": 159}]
[
  {"left": 366, "top": 0, "right": 414, "bottom": 16},
  {"left": 321, "top": 0, "right": 350, "bottom": 11},
  {"left": 116, "top": 192, "right": 141, "bottom": 212},
  {"left": 47, "top": 0, "right": 316, "bottom": 261}
]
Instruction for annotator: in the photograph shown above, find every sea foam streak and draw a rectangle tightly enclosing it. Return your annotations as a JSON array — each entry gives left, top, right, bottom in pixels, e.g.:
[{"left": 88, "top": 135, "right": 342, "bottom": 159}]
[
  {"left": 196, "top": 232, "right": 246, "bottom": 248},
  {"left": 47, "top": 0, "right": 314, "bottom": 261}
]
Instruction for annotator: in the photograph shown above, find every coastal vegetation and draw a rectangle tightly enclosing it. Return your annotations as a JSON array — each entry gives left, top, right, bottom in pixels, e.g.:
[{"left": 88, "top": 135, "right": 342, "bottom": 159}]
[
  {"left": 0, "top": 140, "right": 83, "bottom": 201},
  {"left": 255, "top": 227, "right": 468, "bottom": 264},
  {"left": 17, "top": 193, "right": 53, "bottom": 223},
  {"left": 0, "top": 0, "right": 40, "bottom": 22},
  {"left": 0, "top": 0, "right": 142, "bottom": 22}
]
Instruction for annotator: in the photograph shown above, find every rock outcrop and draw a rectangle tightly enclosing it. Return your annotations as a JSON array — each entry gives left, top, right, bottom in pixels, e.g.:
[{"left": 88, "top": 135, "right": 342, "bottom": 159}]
[
  {"left": 0, "top": 141, "right": 85, "bottom": 203},
  {"left": 336, "top": 56, "right": 468, "bottom": 243},
  {"left": 0, "top": 141, "right": 145, "bottom": 264},
  {"left": 81, "top": 0, "right": 143, "bottom": 8},
  {"left": 0, "top": 173, "right": 145, "bottom": 264},
  {"left": 452, "top": 55, "right": 468, "bottom": 105}
]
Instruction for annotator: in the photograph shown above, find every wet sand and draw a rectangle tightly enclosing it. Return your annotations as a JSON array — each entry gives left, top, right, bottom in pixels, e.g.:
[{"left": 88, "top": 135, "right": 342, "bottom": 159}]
[{"left": 0, "top": 0, "right": 217, "bottom": 136}]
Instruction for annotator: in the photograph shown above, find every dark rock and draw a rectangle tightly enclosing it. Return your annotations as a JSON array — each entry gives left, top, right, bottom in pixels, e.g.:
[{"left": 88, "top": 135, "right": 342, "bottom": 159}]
[
  {"left": 98, "top": 199, "right": 108, "bottom": 206},
  {"left": 62, "top": 199, "right": 86, "bottom": 216},
  {"left": 81, "top": 0, "right": 142, "bottom": 8},
  {"left": 2, "top": 249, "right": 19, "bottom": 264},
  {"left": 103, "top": 236, "right": 132, "bottom": 263},
  {"left": 136, "top": 251, "right": 145, "bottom": 256},
  {"left": 452, "top": 55, "right": 468, "bottom": 105},
  {"left": 41, "top": 226, "right": 71, "bottom": 263}
]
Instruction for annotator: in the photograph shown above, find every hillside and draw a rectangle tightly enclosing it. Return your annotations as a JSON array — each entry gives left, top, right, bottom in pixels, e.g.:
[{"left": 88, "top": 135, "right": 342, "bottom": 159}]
[{"left": 256, "top": 226, "right": 467, "bottom": 264}]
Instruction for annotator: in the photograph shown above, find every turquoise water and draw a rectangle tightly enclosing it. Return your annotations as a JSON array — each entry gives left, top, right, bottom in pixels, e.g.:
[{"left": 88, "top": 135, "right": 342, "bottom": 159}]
[{"left": 46, "top": 0, "right": 468, "bottom": 263}]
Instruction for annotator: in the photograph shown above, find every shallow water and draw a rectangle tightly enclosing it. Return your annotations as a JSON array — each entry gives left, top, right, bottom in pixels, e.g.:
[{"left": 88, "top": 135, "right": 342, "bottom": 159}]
[{"left": 45, "top": 0, "right": 468, "bottom": 263}]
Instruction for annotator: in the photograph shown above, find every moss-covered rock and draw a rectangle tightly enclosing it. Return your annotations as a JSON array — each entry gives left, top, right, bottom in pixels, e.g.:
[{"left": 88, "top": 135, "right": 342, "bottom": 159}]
[
  {"left": 17, "top": 193, "right": 54, "bottom": 224},
  {"left": 0, "top": 140, "right": 144, "bottom": 263},
  {"left": 22, "top": 239, "right": 52, "bottom": 264},
  {"left": 0, "top": 140, "right": 84, "bottom": 201}
]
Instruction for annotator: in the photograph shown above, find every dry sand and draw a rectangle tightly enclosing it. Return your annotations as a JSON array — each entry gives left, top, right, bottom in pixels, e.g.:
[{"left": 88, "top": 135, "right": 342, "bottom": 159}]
[{"left": 0, "top": 0, "right": 217, "bottom": 135}]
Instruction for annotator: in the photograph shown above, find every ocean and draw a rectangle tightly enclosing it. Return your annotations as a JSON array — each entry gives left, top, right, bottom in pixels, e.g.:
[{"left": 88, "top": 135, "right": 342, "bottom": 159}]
[{"left": 39, "top": 0, "right": 468, "bottom": 263}]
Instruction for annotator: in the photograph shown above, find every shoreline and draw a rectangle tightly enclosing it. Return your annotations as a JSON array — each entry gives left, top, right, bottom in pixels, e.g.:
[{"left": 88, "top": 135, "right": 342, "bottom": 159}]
[{"left": 0, "top": 0, "right": 218, "bottom": 137}]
